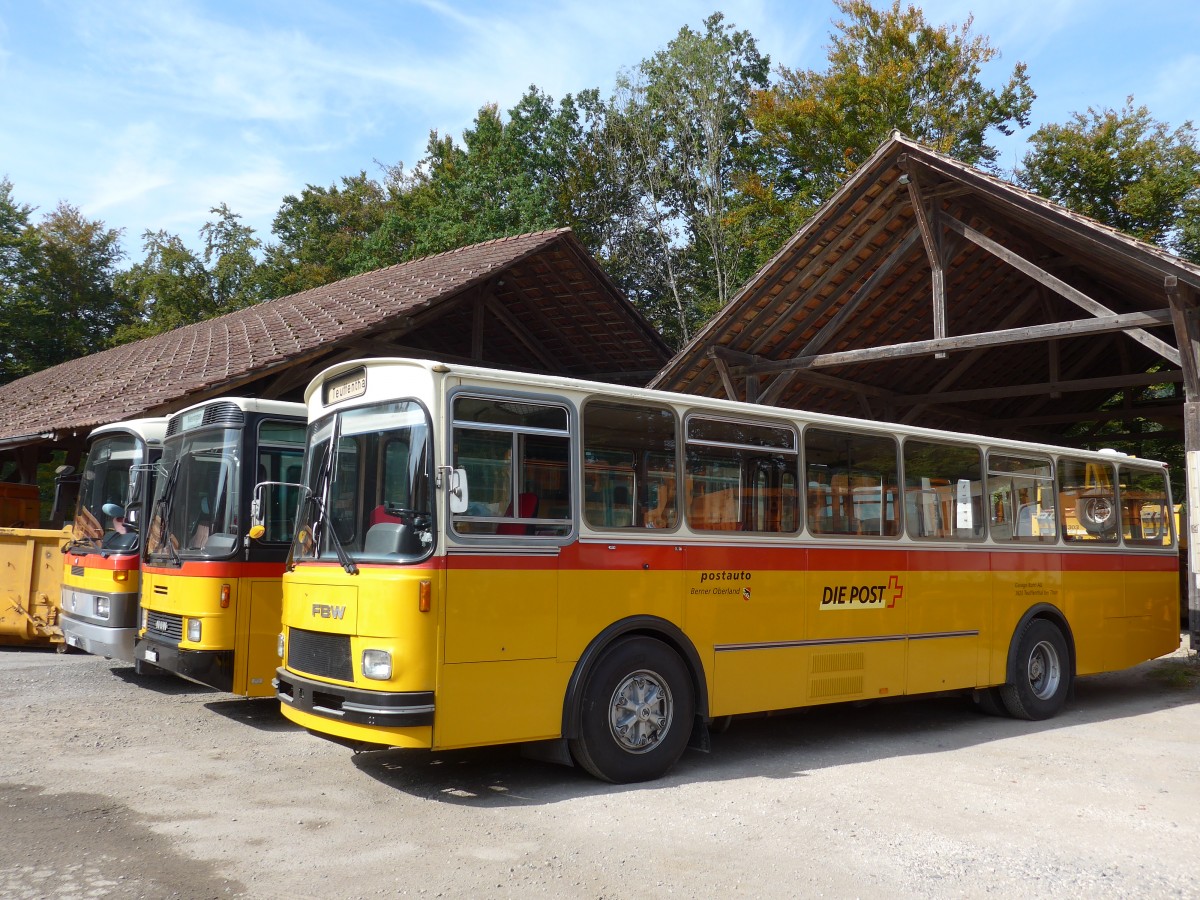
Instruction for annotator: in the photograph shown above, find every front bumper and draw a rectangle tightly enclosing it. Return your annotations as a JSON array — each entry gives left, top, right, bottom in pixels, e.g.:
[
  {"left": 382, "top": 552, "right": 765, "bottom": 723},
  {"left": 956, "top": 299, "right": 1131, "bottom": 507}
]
[
  {"left": 60, "top": 615, "right": 136, "bottom": 662},
  {"left": 275, "top": 667, "right": 434, "bottom": 727},
  {"left": 135, "top": 637, "right": 234, "bottom": 692}
]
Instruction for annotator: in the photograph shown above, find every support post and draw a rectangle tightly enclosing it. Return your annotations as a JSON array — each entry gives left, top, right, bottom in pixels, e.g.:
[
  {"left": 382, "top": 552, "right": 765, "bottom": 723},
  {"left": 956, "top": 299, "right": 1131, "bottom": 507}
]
[{"left": 1165, "top": 275, "right": 1200, "bottom": 649}]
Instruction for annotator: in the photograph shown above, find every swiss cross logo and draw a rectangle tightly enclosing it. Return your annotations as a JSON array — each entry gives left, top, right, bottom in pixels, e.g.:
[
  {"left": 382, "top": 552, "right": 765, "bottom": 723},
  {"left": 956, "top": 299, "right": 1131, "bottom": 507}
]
[{"left": 887, "top": 574, "right": 904, "bottom": 608}]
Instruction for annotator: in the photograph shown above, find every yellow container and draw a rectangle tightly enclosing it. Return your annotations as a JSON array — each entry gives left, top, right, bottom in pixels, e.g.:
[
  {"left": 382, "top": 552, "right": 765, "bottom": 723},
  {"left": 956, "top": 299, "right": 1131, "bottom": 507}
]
[
  {"left": 0, "top": 526, "right": 72, "bottom": 646},
  {"left": 0, "top": 484, "right": 40, "bottom": 528}
]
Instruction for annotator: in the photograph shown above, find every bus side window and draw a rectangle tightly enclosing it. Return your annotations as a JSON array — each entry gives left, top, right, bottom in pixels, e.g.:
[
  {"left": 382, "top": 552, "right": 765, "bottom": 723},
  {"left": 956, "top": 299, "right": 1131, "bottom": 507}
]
[
  {"left": 685, "top": 416, "right": 799, "bottom": 534},
  {"left": 987, "top": 453, "right": 1055, "bottom": 543},
  {"left": 582, "top": 401, "right": 678, "bottom": 531},
  {"left": 804, "top": 427, "right": 899, "bottom": 537},
  {"left": 903, "top": 439, "right": 984, "bottom": 541},
  {"left": 1120, "top": 465, "right": 1172, "bottom": 547},
  {"left": 451, "top": 396, "right": 572, "bottom": 539},
  {"left": 1058, "top": 458, "right": 1117, "bottom": 544}
]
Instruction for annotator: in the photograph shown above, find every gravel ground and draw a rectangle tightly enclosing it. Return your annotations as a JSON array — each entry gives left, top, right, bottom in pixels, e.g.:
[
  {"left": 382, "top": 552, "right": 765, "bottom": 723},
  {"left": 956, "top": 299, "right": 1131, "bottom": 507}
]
[{"left": 1, "top": 638, "right": 1198, "bottom": 899}]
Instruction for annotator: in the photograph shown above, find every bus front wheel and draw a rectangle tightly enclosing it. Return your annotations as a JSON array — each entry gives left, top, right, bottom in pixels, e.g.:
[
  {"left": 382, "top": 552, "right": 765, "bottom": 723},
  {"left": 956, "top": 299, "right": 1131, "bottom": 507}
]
[
  {"left": 1000, "top": 619, "right": 1071, "bottom": 720},
  {"left": 569, "top": 636, "right": 694, "bottom": 784}
]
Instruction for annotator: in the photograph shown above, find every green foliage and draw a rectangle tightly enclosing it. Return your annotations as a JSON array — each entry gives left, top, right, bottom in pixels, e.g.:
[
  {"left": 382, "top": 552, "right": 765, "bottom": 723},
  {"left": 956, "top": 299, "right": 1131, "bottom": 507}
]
[
  {"left": 118, "top": 205, "right": 263, "bottom": 340},
  {"left": 606, "top": 13, "right": 770, "bottom": 343},
  {"left": 258, "top": 173, "right": 391, "bottom": 296},
  {"left": 1017, "top": 100, "right": 1200, "bottom": 258},
  {"left": 0, "top": 186, "right": 133, "bottom": 384},
  {"left": 743, "top": 0, "right": 1033, "bottom": 264}
]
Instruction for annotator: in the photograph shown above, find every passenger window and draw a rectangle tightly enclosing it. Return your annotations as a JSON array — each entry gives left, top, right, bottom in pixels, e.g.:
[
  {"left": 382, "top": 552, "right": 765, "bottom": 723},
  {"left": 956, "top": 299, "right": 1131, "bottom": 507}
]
[
  {"left": 1119, "top": 466, "right": 1173, "bottom": 547},
  {"left": 583, "top": 401, "right": 678, "bottom": 530},
  {"left": 685, "top": 417, "right": 799, "bottom": 533},
  {"left": 451, "top": 396, "right": 571, "bottom": 538},
  {"left": 988, "top": 454, "right": 1055, "bottom": 543},
  {"left": 1058, "top": 458, "right": 1117, "bottom": 544},
  {"left": 903, "top": 440, "right": 985, "bottom": 541},
  {"left": 805, "top": 428, "right": 899, "bottom": 537},
  {"left": 256, "top": 419, "right": 306, "bottom": 544}
]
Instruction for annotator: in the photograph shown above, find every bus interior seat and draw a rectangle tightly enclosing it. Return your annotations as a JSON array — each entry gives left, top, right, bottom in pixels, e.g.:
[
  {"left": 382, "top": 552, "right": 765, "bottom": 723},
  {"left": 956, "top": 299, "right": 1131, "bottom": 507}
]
[
  {"left": 497, "top": 493, "right": 538, "bottom": 535},
  {"left": 363, "top": 522, "right": 424, "bottom": 555}
]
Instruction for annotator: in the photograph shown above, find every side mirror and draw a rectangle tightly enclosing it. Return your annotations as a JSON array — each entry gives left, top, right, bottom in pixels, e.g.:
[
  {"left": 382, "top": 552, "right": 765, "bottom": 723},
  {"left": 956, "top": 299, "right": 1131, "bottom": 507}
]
[
  {"left": 448, "top": 467, "right": 469, "bottom": 514},
  {"left": 249, "top": 486, "right": 266, "bottom": 540}
]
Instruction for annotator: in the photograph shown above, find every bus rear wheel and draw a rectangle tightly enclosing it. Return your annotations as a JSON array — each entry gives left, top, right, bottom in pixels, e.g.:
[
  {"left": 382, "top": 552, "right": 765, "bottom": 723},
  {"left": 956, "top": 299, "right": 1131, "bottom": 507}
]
[
  {"left": 1000, "top": 619, "right": 1071, "bottom": 720},
  {"left": 570, "top": 636, "right": 694, "bottom": 784}
]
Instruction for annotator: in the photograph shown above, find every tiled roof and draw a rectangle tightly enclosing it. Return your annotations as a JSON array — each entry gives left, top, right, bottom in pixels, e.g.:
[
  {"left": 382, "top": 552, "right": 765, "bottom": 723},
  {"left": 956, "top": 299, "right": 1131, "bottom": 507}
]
[{"left": 0, "top": 229, "right": 670, "bottom": 444}]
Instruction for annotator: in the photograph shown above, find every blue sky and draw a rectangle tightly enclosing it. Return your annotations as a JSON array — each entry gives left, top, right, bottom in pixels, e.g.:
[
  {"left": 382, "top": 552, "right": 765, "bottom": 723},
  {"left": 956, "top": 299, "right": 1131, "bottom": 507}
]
[{"left": 1, "top": 0, "right": 1197, "bottom": 260}]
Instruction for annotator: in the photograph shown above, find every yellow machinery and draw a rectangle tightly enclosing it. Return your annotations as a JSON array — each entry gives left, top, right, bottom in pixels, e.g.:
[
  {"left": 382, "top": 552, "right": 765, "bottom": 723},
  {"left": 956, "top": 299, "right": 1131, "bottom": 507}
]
[{"left": 0, "top": 522, "right": 72, "bottom": 646}]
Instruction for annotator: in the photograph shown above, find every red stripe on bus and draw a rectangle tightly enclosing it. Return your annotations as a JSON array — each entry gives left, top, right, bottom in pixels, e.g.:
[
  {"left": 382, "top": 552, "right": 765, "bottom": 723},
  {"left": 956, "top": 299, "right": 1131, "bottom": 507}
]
[
  {"left": 143, "top": 561, "right": 287, "bottom": 578},
  {"left": 68, "top": 553, "right": 140, "bottom": 572}
]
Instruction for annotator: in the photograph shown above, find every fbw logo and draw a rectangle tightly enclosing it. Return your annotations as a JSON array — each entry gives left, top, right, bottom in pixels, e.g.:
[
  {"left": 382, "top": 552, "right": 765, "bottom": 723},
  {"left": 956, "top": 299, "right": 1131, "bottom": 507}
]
[{"left": 311, "top": 604, "right": 346, "bottom": 619}]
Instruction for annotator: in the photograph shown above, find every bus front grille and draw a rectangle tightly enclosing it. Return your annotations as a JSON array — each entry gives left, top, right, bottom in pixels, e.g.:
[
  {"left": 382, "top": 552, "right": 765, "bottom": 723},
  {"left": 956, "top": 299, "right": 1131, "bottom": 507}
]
[
  {"left": 145, "top": 611, "right": 183, "bottom": 642},
  {"left": 287, "top": 628, "right": 353, "bottom": 682}
]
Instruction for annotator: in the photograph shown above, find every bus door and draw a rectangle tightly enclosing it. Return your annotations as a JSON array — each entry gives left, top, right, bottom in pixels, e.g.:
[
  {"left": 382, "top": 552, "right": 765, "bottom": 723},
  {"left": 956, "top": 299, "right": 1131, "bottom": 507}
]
[
  {"left": 442, "top": 395, "right": 572, "bottom": 746},
  {"left": 233, "top": 419, "right": 305, "bottom": 696}
]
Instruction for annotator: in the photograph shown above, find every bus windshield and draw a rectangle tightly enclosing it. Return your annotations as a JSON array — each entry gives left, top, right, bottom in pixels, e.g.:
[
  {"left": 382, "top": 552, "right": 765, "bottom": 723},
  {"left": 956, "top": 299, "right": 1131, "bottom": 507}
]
[
  {"left": 294, "top": 401, "right": 434, "bottom": 565},
  {"left": 72, "top": 433, "right": 145, "bottom": 549},
  {"left": 148, "top": 427, "right": 242, "bottom": 561}
]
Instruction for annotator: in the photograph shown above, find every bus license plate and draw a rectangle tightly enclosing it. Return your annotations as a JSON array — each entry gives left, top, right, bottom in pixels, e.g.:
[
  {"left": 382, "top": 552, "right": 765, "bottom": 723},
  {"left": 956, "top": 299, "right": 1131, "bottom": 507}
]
[{"left": 144, "top": 648, "right": 158, "bottom": 662}]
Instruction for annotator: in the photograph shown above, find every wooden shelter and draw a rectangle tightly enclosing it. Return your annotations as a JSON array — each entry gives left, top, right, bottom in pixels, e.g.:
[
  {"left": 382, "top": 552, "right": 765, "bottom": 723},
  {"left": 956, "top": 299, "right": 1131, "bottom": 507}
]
[
  {"left": 652, "top": 134, "right": 1200, "bottom": 639},
  {"left": 0, "top": 228, "right": 670, "bottom": 480}
]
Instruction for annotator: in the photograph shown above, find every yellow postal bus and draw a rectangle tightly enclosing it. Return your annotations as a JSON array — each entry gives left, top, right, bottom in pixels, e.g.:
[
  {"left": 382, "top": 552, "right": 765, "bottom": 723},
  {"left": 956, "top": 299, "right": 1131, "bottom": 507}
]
[
  {"left": 268, "top": 358, "right": 1179, "bottom": 782},
  {"left": 60, "top": 417, "right": 167, "bottom": 667},
  {"left": 136, "top": 398, "right": 305, "bottom": 696}
]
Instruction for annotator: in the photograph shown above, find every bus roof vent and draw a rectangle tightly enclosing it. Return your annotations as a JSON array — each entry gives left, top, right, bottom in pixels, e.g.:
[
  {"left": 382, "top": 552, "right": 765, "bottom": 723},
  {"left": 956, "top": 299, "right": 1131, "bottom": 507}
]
[
  {"left": 202, "top": 403, "right": 245, "bottom": 428},
  {"left": 1097, "top": 448, "right": 1128, "bottom": 457}
]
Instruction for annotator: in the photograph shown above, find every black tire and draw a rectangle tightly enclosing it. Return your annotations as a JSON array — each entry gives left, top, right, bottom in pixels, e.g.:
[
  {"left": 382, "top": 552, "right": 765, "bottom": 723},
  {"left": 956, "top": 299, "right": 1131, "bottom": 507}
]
[
  {"left": 1077, "top": 494, "right": 1116, "bottom": 535},
  {"left": 1000, "top": 619, "right": 1071, "bottom": 720},
  {"left": 972, "top": 686, "right": 1008, "bottom": 717},
  {"left": 569, "top": 636, "right": 694, "bottom": 784}
]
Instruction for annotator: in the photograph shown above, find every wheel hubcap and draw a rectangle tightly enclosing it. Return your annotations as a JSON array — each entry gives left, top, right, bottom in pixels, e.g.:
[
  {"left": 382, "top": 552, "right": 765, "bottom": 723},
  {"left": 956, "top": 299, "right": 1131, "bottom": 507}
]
[
  {"left": 609, "top": 669, "right": 673, "bottom": 754},
  {"left": 1027, "top": 639, "right": 1062, "bottom": 700}
]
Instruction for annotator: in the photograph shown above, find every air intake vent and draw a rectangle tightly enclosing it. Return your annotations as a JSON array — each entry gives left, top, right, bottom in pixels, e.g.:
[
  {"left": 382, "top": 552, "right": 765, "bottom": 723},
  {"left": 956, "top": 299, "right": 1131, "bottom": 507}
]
[
  {"left": 202, "top": 403, "right": 244, "bottom": 427},
  {"left": 167, "top": 402, "right": 244, "bottom": 435},
  {"left": 287, "top": 628, "right": 353, "bottom": 682}
]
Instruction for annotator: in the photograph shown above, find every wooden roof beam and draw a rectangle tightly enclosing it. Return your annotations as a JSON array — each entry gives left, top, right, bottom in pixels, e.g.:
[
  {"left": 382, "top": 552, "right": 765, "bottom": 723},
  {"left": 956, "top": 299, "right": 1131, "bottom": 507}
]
[
  {"left": 729, "top": 310, "right": 1173, "bottom": 377},
  {"left": 941, "top": 213, "right": 1181, "bottom": 367},
  {"left": 900, "top": 161, "right": 947, "bottom": 356},
  {"left": 889, "top": 369, "right": 1183, "bottom": 407}
]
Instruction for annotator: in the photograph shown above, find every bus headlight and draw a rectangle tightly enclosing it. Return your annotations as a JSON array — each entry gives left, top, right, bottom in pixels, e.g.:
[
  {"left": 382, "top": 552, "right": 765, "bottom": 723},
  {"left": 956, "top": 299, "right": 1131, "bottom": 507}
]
[
  {"left": 95, "top": 597, "right": 110, "bottom": 620},
  {"left": 361, "top": 649, "right": 392, "bottom": 680},
  {"left": 277, "top": 632, "right": 285, "bottom": 658},
  {"left": 187, "top": 618, "right": 202, "bottom": 642}
]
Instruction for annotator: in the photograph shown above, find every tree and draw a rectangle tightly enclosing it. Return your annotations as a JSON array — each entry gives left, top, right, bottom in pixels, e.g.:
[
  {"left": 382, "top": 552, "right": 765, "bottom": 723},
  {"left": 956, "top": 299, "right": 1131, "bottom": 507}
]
[
  {"left": 0, "top": 179, "right": 41, "bottom": 384},
  {"left": 1017, "top": 100, "right": 1200, "bottom": 260},
  {"left": 259, "top": 173, "right": 391, "bottom": 297},
  {"left": 0, "top": 197, "right": 132, "bottom": 382},
  {"left": 744, "top": 0, "right": 1033, "bottom": 258},
  {"left": 118, "top": 205, "right": 265, "bottom": 340},
  {"left": 605, "top": 13, "right": 770, "bottom": 343},
  {"left": 374, "top": 88, "right": 595, "bottom": 264}
]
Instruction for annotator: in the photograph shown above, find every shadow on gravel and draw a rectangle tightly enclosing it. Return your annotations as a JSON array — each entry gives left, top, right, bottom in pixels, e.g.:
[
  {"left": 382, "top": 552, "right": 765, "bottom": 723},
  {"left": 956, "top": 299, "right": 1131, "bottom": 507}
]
[
  {"left": 204, "top": 697, "right": 297, "bottom": 733},
  {"left": 109, "top": 664, "right": 218, "bottom": 695},
  {"left": 0, "top": 782, "right": 244, "bottom": 899},
  {"left": 351, "top": 652, "right": 1200, "bottom": 806}
]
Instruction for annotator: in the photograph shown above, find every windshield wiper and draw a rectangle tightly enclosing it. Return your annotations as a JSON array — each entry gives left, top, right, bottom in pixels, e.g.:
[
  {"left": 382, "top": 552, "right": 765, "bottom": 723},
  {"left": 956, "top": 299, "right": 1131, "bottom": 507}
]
[
  {"left": 150, "top": 459, "right": 182, "bottom": 565},
  {"left": 295, "top": 446, "right": 357, "bottom": 575}
]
